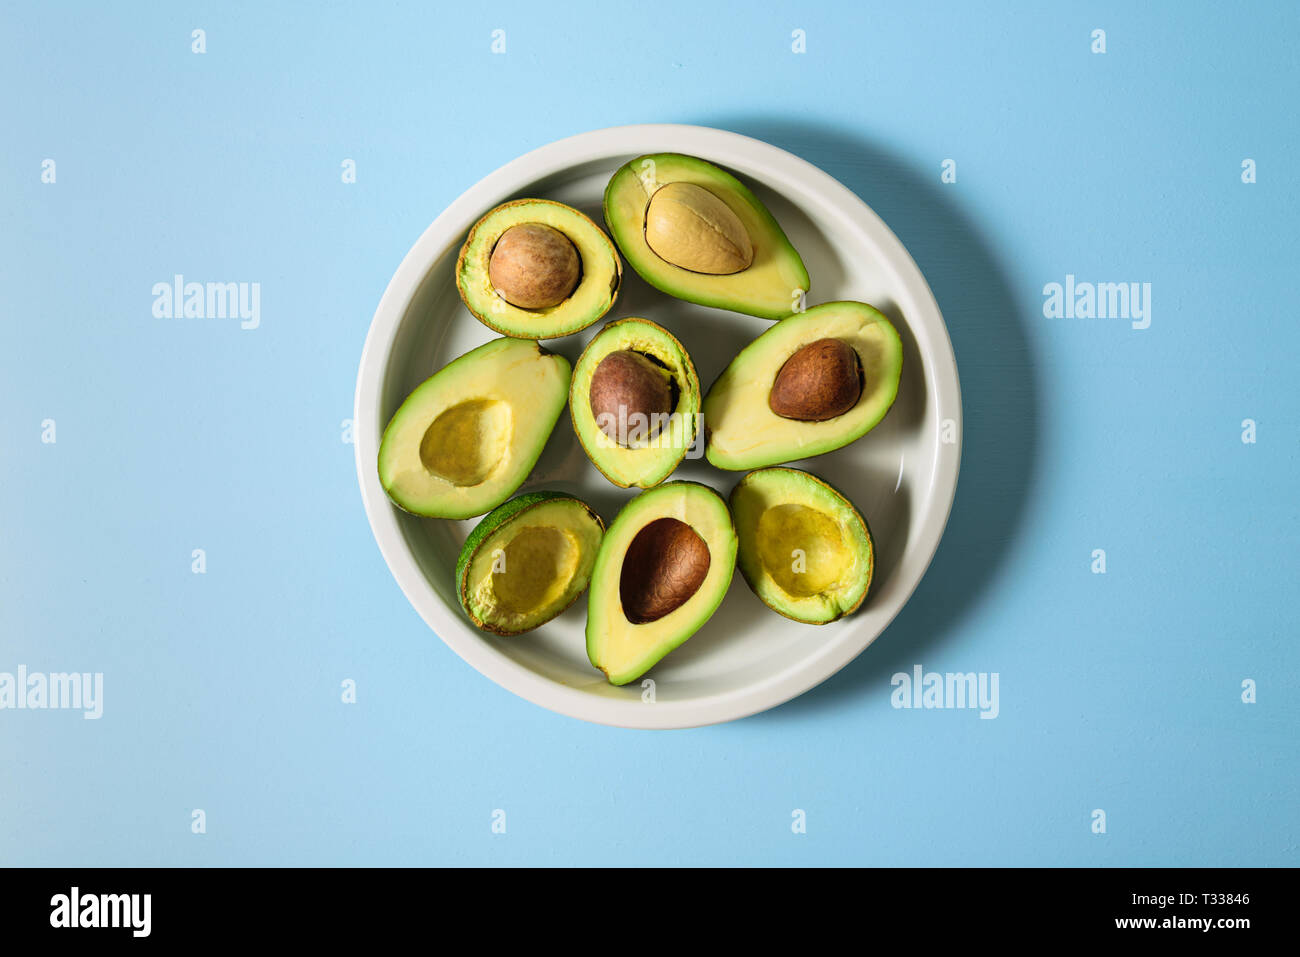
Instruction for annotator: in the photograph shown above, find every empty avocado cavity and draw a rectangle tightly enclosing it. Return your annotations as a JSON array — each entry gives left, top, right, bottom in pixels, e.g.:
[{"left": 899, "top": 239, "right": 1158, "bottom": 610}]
[
  {"left": 457, "top": 492, "right": 605, "bottom": 635},
  {"left": 418, "top": 398, "right": 511, "bottom": 486},
  {"left": 730, "top": 467, "right": 874, "bottom": 624},
  {"left": 378, "top": 337, "right": 570, "bottom": 519}
]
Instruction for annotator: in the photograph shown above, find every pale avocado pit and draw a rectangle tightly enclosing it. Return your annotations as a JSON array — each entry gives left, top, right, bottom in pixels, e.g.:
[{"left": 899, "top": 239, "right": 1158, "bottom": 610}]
[
  {"left": 378, "top": 337, "right": 571, "bottom": 519},
  {"left": 644, "top": 182, "right": 754, "bottom": 275},
  {"left": 730, "top": 468, "right": 874, "bottom": 625},
  {"left": 457, "top": 492, "right": 605, "bottom": 636}
]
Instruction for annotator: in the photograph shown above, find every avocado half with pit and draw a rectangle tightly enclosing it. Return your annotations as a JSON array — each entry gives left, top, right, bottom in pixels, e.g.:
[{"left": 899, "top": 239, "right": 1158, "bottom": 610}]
[
  {"left": 603, "top": 154, "right": 809, "bottom": 320},
  {"left": 456, "top": 491, "right": 605, "bottom": 635},
  {"left": 570, "top": 318, "right": 701, "bottom": 489},
  {"left": 730, "top": 468, "right": 873, "bottom": 624},
  {"left": 457, "top": 199, "right": 622, "bottom": 339},
  {"left": 587, "top": 481, "right": 737, "bottom": 685},
  {"left": 704, "top": 301, "right": 903, "bottom": 471},
  {"left": 377, "top": 337, "right": 570, "bottom": 519}
]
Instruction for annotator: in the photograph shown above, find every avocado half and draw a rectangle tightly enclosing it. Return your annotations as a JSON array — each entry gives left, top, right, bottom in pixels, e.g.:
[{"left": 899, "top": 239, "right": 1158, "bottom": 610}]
[
  {"left": 704, "top": 301, "right": 903, "bottom": 471},
  {"left": 730, "top": 468, "right": 873, "bottom": 624},
  {"left": 587, "top": 481, "right": 737, "bottom": 685},
  {"left": 570, "top": 318, "right": 701, "bottom": 489},
  {"left": 377, "top": 337, "right": 570, "bottom": 519},
  {"left": 603, "top": 154, "right": 809, "bottom": 320},
  {"left": 456, "top": 491, "right": 605, "bottom": 635},
  {"left": 457, "top": 199, "right": 622, "bottom": 339}
]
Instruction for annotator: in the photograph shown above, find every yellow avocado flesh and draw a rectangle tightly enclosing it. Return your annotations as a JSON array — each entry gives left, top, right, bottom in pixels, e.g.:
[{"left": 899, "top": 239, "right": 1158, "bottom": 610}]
[
  {"left": 587, "top": 482, "right": 737, "bottom": 685},
  {"left": 418, "top": 398, "right": 511, "bottom": 486},
  {"left": 730, "top": 468, "right": 873, "bottom": 624},
  {"left": 704, "top": 301, "right": 903, "bottom": 471},
  {"left": 378, "top": 338, "right": 570, "bottom": 519},
  {"left": 604, "top": 154, "right": 809, "bottom": 320},
  {"left": 464, "top": 500, "right": 603, "bottom": 634},
  {"left": 570, "top": 318, "right": 700, "bottom": 489},
  {"left": 458, "top": 200, "right": 620, "bottom": 339},
  {"left": 756, "top": 505, "right": 852, "bottom": 596}
]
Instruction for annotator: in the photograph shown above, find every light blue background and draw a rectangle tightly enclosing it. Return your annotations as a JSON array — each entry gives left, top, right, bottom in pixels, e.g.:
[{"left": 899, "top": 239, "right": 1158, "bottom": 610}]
[{"left": 2, "top": 1, "right": 1296, "bottom": 866}]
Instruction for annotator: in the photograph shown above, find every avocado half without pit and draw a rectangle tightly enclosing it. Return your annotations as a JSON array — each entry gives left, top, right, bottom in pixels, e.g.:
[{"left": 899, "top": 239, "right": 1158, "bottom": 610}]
[
  {"left": 457, "top": 199, "right": 622, "bottom": 339},
  {"left": 587, "top": 481, "right": 737, "bottom": 685},
  {"left": 457, "top": 492, "right": 605, "bottom": 635},
  {"left": 703, "top": 301, "right": 904, "bottom": 470},
  {"left": 603, "top": 153, "right": 810, "bottom": 320},
  {"left": 377, "top": 337, "right": 570, "bottom": 519},
  {"left": 730, "top": 468, "right": 874, "bottom": 624},
  {"left": 570, "top": 317, "right": 701, "bottom": 488}
]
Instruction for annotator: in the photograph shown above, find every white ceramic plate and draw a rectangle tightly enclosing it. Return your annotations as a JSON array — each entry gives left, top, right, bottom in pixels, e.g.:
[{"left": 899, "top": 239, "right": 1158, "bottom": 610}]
[{"left": 354, "top": 124, "right": 961, "bottom": 729}]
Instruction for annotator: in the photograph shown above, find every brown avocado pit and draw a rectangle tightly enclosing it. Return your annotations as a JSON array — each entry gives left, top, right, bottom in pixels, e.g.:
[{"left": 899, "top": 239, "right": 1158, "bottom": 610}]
[
  {"left": 488, "top": 223, "right": 581, "bottom": 309},
  {"left": 619, "top": 517, "right": 711, "bottom": 624},
  {"left": 588, "top": 349, "right": 676, "bottom": 445},
  {"left": 768, "top": 338, "right": 863, "bottom": 422}
]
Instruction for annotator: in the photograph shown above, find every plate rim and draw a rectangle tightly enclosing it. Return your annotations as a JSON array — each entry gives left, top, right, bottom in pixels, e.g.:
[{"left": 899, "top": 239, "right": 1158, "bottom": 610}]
[{"left": 354, "top": 123, "right": 963, "bottom": 729}]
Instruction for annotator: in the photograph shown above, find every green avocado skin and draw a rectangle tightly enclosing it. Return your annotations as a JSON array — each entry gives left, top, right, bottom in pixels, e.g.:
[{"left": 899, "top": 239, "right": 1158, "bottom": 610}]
[
  {"left": 703, "top": 301, "right": 903, "bottom": 471},
  {"left": 456, "top": 491, "right": 605, "bottom": 634},
  {"left": 455, "top": 199, "right": 622, "bottom": 340},
  {"left": 377, "top": 338, "right": 572, "bottom": 519},
  {"left": 456, "top": 491, "right": 571, "bottom": 590},
  {"left": 570, "top": 317, "right": 701, "bottom": 490},
  {"left": 586, "top": 480, "right": 738, "bottom": 685},
  {"left": 729, "top": 467, "right": 874, "bottom": 625},
  {"left": 603, "top": 153, "right": 810, "bottom": 320}
]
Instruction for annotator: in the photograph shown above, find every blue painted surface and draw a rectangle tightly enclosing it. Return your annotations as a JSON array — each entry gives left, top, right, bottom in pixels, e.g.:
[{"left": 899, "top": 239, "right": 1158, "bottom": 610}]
[{"left": 1, "top": 1, "right": 1295, "bottom": 866}]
